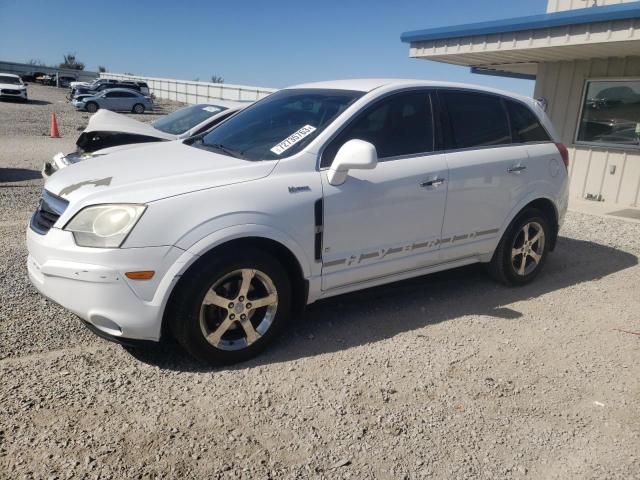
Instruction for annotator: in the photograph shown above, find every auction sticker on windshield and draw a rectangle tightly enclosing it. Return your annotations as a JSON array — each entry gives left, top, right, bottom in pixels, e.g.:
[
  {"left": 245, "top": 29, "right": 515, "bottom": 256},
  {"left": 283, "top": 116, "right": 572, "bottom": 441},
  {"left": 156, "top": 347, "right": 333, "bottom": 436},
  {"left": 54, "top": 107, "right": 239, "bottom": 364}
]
[
  {"left": 270, "top": 125, "right": 317, "bottom": 155},
  {"left": 202, "top": 106, "right": 222, "bottom": 113}
]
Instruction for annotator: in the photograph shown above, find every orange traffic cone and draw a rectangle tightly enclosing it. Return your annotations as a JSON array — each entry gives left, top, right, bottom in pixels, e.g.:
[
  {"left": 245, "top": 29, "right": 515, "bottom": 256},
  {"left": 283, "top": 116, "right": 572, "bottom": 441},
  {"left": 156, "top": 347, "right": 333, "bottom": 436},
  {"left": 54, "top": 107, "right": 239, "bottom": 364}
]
[{"left": 50, "top": 112, "right": 60, "bottom": 138}]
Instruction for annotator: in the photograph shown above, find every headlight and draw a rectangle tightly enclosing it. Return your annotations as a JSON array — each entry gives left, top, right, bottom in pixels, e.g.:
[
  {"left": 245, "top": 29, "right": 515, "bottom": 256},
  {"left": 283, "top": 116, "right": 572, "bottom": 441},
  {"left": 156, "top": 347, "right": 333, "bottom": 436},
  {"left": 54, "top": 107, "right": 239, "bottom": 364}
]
[
  {"left": 64, "top": 204, "right": 146, "bottom": 248},
  {"left": 64, "top": 152, "right": 103, "bottom": 165}
]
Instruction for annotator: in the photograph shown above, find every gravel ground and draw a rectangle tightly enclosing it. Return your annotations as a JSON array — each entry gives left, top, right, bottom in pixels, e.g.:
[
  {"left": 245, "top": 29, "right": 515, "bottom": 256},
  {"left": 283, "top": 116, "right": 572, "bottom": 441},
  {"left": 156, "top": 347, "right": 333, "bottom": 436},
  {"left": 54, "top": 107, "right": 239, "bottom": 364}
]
[{"left": 1, "top": 85, "right": 640, "bottom": 479}]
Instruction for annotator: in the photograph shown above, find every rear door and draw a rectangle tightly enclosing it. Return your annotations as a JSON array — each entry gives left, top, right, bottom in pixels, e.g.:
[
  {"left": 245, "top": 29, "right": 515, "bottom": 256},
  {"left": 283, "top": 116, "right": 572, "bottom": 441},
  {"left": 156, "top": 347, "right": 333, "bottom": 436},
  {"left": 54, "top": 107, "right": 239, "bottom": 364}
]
[
  {"left": 103, "top": 91, "right": 125, "bottom": 110},
  {"left": 438, "top": 90, "right": 530, "bottom": 260},
  {"left": 102, "top": 91, "right": 119, "bottom": 109},
  {"left": 504, "top": 99, "right": 561, "bottom": 195},
  {"left": 119, "top": 91, "right": 139, "bottom": 111}
]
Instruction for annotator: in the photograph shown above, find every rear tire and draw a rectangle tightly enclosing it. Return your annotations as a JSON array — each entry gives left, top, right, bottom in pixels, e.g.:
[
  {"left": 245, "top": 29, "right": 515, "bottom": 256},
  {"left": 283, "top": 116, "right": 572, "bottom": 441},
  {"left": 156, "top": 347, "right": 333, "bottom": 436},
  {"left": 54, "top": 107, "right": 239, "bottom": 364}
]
[
  {"left": 86, "top": 102, "right": 98, "bottom": 113},
  {"left": 169, "top": 248, "right": 292, "bottom": 365},
  {"left": 132, "top": 103, "right": 145, "bottom": 114},
  {"left": 487, "top": 208, "right": 550, "bottom": 286}
]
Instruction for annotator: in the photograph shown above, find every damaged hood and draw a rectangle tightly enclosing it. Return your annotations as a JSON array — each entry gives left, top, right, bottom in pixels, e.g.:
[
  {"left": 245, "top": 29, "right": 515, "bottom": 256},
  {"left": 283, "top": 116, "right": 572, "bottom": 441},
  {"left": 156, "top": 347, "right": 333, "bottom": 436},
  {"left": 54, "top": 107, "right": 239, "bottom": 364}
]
[
  {"left": 84, "top": 109, "right": 176, "bottom": 140},
  {"left": 44, "top": 141, "right": 277, "bottom": 206}
]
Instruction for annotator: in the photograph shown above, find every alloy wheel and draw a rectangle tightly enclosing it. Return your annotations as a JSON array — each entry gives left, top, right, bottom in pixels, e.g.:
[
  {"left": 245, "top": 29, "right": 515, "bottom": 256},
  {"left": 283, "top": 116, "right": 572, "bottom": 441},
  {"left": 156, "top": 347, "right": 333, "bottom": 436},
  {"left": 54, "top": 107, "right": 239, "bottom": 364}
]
[
  {"left": 199, "top": 269, "right": 278, "bottom": 351},
  {"left": 511, "top": 221, "right": 545, "bottom": 276}
]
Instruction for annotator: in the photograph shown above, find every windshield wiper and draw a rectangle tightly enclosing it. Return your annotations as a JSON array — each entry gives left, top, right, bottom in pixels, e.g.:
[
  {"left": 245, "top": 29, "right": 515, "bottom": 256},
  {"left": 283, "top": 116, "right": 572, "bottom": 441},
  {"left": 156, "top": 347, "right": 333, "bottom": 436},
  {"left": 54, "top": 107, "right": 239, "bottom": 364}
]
[{"left": 203, "top": 143, "right": 245, "bottom": 159}]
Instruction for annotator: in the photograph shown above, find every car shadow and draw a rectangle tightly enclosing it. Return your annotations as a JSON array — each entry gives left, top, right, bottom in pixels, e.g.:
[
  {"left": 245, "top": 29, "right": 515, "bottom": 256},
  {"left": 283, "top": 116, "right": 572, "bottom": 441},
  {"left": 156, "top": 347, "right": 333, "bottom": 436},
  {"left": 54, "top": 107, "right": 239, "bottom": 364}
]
[
  {"left": 124, "top": 236, "right": 638, "bottom": 372},
  {"left": 0, "top": 168, "right": 42, "bottom": 183},
  {"left": 26, "top": 99, "right": 52, "bottom": 106},
  {"left": 0, "top": 98, "right": 51, "bottom": 105}
]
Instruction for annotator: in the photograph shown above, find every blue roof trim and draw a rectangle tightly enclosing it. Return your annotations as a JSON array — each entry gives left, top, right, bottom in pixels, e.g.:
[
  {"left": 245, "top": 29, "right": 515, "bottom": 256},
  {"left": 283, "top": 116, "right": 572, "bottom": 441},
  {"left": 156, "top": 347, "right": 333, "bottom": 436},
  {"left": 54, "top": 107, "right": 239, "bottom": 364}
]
[
  {"left": 401, "top": 2, "right": 640, "bottom": 43},
  {"left": 470, "top": 67, "right": 536, "bottom": 81}
]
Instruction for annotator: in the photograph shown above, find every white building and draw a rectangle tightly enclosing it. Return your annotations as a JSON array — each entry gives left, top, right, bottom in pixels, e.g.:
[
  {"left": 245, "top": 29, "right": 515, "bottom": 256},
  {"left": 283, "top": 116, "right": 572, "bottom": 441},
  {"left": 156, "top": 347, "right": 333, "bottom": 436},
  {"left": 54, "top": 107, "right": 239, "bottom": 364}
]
[{"left": 402, "top": 0, "right": 640, "bottom": 210}]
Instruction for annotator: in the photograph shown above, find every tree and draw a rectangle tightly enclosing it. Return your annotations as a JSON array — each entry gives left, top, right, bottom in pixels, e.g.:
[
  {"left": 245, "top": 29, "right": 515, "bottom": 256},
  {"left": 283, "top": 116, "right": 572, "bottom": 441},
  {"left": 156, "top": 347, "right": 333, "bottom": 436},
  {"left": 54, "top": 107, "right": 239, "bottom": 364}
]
[
  {"left": 59, "top": 53, "right": 85, "bottom": 70},
  {"left": 98, "top": 65, "right": 107, "bottom": 73},
  {"left": 27, "top": 59, "right": 46, "bottom": 66},
  {"left": 210, "top": 74, "right": 224, "bottom": 84}
]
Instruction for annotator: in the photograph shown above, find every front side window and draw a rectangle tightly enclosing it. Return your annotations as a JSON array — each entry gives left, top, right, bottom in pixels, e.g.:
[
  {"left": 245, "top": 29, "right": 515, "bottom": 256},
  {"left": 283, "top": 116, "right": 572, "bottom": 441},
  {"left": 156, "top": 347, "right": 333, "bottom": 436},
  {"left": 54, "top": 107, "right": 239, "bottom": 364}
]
[
  {"left": 577, "top": 79, "right": 640, "bottom": 148},
  {"left": 321, "top": 91, "right": 434, "bottom": 167},
  {"left": 442, "top": 91, "right": 511, "bottom": 149},
  {"left": 153, "top": 104, "right": 227, "bottom": 135},
  {"left": 193, "top": 89, "right": 364, "bottom": 161},
  {"left": 506, "top": 100, "right": 550, "bottom": 143}
]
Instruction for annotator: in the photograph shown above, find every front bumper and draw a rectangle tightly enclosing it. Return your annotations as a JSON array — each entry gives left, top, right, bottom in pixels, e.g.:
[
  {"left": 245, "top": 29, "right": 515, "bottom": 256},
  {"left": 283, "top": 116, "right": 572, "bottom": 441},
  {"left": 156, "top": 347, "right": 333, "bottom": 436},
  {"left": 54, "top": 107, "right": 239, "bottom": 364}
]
[
  {"left": 27, "top": 226, "right": 193, "bottom": 341},
  {"left": 72, "top": 100, "right": 86, "bottom": 110},
  {"left": 0, "top": 89, "right": 27, "bottom": 100},
  {"left": 42, "top": 152, "right": 67, "bottom": 178}
]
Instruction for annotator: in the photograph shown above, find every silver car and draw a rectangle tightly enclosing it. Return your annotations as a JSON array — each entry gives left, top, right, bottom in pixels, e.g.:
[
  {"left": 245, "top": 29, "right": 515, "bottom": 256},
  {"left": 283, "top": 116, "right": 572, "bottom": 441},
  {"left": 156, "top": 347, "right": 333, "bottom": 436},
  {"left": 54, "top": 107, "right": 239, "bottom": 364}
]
[{"left": 72, "top": 88, "right": 153, "bottom": 114}]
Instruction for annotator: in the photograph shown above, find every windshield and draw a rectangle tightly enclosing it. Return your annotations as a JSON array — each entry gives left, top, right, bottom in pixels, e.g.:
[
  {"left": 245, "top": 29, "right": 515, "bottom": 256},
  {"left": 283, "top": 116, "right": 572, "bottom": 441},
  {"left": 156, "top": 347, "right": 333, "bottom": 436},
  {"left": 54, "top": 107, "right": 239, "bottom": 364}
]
[
  {"left": 193, "top": 88, "right": 364, "bottom": 161},
  {"left": 153, "top": 104, "right": 227, "bottom": 135},
  {"left": 0, "top": 76, "right": 22, "bottom": 85}
]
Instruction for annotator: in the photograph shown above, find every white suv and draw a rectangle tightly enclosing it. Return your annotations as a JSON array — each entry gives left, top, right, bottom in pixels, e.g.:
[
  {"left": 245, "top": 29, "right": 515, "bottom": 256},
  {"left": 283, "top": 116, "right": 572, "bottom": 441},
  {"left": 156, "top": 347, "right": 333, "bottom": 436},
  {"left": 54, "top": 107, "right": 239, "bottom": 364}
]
[{"left": 27, "top": 79, "right": 569, "bottom": 364}]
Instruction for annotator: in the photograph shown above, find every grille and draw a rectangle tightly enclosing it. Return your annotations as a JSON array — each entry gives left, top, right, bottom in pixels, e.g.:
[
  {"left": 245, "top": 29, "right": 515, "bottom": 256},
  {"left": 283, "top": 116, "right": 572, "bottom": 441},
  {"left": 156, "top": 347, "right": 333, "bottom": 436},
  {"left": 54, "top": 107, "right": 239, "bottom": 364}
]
[
  {"left": 1, "top": 89, "right": 21, "bottom": 94},
  {"left": 30, "top": 190, "right": 69, "bottom": 235}
]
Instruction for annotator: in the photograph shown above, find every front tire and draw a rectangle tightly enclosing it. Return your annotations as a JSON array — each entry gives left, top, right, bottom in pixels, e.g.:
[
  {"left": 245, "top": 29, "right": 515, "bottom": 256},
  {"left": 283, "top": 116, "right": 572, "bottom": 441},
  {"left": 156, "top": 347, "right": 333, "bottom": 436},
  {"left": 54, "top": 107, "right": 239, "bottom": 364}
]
[
  {"left": 487, "top": 208, "right": 550, "bottom": 286},
  {"left": 85, "top": 102, "right": 98, "bottom": 113},
  {"left": 169, "top": 248, "right": 292, "bottom": 365},
  {"left": 132, "top": 103, "right": 145, "bottom": 114}
]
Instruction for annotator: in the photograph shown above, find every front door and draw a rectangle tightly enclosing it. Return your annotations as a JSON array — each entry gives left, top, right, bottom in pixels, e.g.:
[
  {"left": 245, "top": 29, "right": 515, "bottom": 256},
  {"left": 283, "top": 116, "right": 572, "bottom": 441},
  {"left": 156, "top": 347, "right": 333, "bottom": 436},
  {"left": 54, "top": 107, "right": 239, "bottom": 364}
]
[{"left": 319, "top": 90, "right": 449, "bottom": 291}]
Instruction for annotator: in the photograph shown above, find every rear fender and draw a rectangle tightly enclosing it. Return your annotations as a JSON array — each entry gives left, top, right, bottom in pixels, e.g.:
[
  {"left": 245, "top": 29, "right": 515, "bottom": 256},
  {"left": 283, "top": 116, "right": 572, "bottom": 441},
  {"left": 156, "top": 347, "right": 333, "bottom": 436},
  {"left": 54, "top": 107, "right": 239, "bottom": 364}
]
[{"left": 480, "top": 191, "right": 560, "bottom": 262}]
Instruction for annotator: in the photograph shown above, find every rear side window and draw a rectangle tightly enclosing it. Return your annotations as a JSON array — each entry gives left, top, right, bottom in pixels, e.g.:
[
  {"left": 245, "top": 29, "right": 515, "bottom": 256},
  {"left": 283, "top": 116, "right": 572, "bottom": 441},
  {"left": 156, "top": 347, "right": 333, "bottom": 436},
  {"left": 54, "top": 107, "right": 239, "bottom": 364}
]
[
  {"left": 442, "top": 91, "right": 511, "bottom": 149},
  {"left": 506, "top": 100, "right": 550, "bottom": 143},
  {"left": 321, "top": 91, "right": 434, "bottom": 167}
]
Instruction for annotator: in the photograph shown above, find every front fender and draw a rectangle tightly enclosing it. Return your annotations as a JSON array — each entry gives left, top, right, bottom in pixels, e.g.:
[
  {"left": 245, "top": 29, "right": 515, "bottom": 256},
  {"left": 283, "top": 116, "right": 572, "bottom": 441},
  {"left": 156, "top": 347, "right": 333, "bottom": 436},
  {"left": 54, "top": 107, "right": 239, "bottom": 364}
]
[
  {"left": 147, "top": 224, "right": 314, "bottom": 327},
  {"left": 182, "top": 223, "right": 313, "bottom": 278}
]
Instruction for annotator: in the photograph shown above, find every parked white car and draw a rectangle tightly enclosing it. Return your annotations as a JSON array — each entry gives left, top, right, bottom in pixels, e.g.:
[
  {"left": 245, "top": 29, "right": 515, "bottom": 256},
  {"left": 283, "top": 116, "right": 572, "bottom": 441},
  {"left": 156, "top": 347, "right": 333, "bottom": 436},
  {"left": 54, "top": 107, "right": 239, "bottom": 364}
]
[
  {"left": 27, "top": 79, "right": 569, "bottom": 365},
  {"left": 0, "top": 73, "right": 28, "bottom": 102},
  {"left": 42, "top": 103, "right": 245, "bottom": 177}
]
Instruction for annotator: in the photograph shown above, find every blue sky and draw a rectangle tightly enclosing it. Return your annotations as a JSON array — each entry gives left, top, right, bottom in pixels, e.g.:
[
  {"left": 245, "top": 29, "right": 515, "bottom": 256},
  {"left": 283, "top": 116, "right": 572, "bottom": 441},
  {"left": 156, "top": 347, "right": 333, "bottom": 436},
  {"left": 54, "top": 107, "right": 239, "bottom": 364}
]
[{"left": 0, "top": 0, "right": 546, "bottom": 96}]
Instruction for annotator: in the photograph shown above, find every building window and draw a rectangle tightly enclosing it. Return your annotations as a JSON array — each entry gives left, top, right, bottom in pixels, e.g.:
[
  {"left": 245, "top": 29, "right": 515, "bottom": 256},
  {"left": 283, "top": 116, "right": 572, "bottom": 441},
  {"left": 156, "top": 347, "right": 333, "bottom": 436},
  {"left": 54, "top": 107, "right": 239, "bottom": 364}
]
[{"left": 576, "top": 79, "right": 640, "bottom": 149}]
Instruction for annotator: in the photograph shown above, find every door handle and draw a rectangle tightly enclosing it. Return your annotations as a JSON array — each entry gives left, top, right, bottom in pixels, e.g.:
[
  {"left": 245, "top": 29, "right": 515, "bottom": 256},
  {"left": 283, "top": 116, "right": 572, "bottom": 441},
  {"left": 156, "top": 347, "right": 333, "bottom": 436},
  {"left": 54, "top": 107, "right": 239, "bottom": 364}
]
[
  {"left": 420, "top": 177, "right": 446, "bottom": 188},
  {"left": 508, "top": 165, "right": 527, "bottom": 173}
]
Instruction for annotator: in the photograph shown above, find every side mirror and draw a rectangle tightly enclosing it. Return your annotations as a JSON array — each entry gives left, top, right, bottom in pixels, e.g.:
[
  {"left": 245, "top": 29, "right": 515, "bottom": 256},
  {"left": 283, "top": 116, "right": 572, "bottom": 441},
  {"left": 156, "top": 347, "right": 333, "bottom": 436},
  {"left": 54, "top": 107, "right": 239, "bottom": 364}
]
[{"left": 327, "top": 139, "right": 378, "bottom": 186}]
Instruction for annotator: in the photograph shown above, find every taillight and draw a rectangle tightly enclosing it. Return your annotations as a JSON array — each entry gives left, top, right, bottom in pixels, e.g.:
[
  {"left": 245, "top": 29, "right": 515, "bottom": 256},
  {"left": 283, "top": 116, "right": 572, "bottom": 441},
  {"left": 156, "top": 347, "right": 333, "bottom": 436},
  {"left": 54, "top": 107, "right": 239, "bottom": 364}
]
[{"left": 555, "top": 142, "right": 569, "bottom": 170}]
